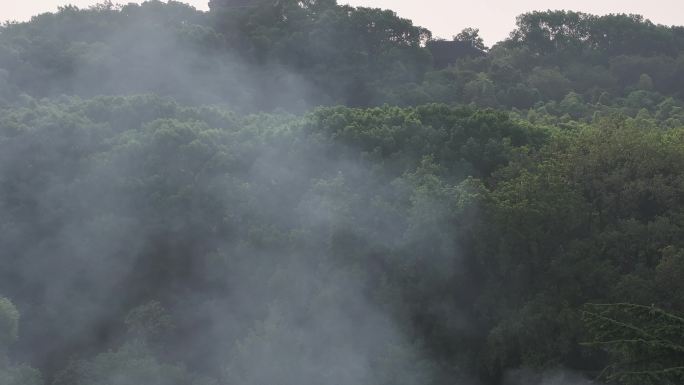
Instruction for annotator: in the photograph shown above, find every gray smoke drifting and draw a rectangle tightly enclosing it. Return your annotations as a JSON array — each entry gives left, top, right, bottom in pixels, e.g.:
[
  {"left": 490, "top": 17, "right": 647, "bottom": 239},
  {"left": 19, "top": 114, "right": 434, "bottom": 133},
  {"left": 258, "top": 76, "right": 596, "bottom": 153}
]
[
  {"left": 0, "top": 94, "right": 470, "bottom": 385},
  {"left": 504, "top": 369, "right": 596, "bottom": 385},
  {"left": 0, "top": 1, "right": 324, "bottom": 111},
  {"left": 0, "top": 3, "right": 597, "bottom": 385}
]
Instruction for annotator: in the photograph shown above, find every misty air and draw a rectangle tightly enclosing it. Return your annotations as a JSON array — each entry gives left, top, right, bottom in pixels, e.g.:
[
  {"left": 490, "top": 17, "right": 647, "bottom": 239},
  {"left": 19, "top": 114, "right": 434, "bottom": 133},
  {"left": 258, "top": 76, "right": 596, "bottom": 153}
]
[{"left": 0, "top": 1, "right": 683, "bottom": 385}]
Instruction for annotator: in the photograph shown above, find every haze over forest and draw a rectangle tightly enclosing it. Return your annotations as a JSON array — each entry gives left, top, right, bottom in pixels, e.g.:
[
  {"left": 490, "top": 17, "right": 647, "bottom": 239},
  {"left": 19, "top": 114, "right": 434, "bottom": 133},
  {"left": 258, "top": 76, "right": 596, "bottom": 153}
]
[
  {"left": 5, "top": 0, "right": 684, "bottom": 44},
  {"left": 0, "top": 1, "right": 683, "bottom": 385}
]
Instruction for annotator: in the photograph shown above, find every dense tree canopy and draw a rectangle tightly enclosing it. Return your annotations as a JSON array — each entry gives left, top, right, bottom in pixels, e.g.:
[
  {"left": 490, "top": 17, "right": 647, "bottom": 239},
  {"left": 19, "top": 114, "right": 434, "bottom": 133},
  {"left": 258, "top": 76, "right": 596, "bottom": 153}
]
[{"left": 0, "top": 2, "right": 683, "bottom": 385}]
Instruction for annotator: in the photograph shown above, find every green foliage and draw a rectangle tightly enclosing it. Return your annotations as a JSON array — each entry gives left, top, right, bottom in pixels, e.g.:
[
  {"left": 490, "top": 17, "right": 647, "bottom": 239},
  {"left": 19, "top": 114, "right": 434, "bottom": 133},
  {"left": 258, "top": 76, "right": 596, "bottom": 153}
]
[
  {"left": 1, "top": 3, "right": 684, "bottom": 385},
  {"left": 0, "top": 365, "right": 43, "bottom": 385},
  {"left": 0, "top": 297, "right": 19, "bottom": 349},
  {"left": 582, "top": 304, "right": 684, "bottom": 384},
  {"left": 0, "top": 0, "right": 431, "bottom": 109},
  {"left": 2, "top": 82, "right": 684, "bottom": 385},
  {"left": 53, "top": 342, "right": 215, "bottom": 385},
  {"left": 2, "top": 5, "right": 684, "bottom": 112},
  {"left": 0, "top": 298, "right": 43, "bottom": 385},
  {"left": 454, "top": 27, "right": 487, "bottom": 51},
  {"left": 655, "top": 248, "right": 684, "bottom": 310},
  {"left": 125, "top": 301, "right": 175, "bottom": 343},
  {"left": 471, "top": 118, "right": 684, "bottom": 380},
  {"left": 0, "top": 96, "right": 543, "bottom": 384}
]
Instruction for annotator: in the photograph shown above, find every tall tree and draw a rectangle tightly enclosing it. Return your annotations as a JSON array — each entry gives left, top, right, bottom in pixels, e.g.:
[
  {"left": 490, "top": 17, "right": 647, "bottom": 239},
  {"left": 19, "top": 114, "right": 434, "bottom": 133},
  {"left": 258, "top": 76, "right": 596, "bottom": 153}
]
[{"left": 454, "top": 27, "right": 487, "bottom": 51}]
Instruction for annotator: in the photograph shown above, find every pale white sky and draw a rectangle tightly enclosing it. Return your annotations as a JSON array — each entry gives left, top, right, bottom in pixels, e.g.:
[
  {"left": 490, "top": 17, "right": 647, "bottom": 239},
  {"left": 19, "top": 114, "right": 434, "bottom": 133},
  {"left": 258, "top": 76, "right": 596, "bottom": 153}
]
[{"left": 1, "top": 0, "right": 682, "bottom": 44}]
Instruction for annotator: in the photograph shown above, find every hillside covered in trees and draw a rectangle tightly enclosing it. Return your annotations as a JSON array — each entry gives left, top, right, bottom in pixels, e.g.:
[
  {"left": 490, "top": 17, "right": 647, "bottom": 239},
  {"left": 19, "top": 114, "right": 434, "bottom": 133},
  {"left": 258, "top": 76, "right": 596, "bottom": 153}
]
[{"left": 1, "top": 1, "right": 684, "bottom": 385}]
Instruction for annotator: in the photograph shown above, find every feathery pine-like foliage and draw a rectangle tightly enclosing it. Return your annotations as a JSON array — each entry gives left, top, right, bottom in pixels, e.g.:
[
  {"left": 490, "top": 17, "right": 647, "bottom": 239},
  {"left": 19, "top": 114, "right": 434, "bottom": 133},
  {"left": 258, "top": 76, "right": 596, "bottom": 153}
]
[{"left": 583, "top": 303, "right": 684, "bottom": 384}]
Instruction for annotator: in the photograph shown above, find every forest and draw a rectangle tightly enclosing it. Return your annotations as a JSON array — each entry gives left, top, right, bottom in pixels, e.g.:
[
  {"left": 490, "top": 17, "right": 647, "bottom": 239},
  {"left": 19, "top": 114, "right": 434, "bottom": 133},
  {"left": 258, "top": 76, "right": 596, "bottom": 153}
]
[{"left": 0, "top": 1, "right": 683, "bottom": 384}]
